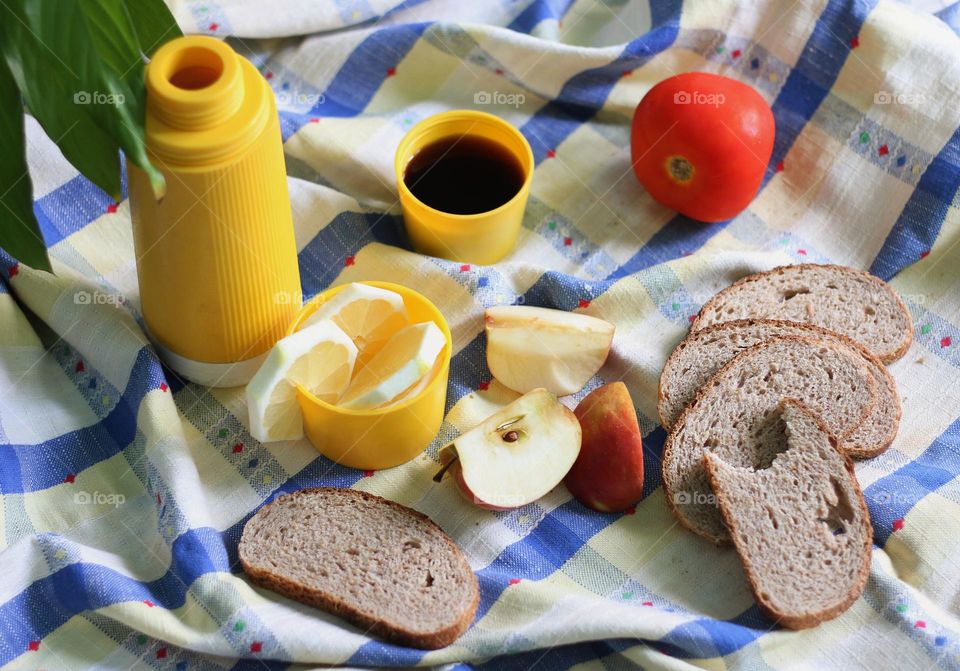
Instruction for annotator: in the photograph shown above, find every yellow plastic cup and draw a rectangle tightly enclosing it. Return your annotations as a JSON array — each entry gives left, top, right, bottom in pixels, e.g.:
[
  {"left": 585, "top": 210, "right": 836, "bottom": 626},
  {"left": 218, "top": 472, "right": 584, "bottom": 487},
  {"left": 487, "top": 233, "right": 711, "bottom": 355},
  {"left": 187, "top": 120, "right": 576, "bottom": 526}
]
[
  {"left": 289, "top": 281, "right": 452, "bottom": 470},
  {"left": 395, "top": 110, "right": 533, "bottom": 265}
]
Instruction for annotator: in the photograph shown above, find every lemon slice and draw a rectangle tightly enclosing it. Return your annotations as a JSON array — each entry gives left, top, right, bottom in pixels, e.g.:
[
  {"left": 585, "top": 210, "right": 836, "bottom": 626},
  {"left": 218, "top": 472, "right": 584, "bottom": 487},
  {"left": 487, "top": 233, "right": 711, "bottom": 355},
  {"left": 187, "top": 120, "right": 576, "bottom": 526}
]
[
  {"left": 300, "top": 283, "right": 409, "bottom": 360},
  {"left": 247, "top": 320, "right": 357, "bottom": 442},
  {"left": 373, "top": 354, "right": 444, "bottom": 409},
  {"left": 338, "top": 322, "right": 446, "bottom": 410}
]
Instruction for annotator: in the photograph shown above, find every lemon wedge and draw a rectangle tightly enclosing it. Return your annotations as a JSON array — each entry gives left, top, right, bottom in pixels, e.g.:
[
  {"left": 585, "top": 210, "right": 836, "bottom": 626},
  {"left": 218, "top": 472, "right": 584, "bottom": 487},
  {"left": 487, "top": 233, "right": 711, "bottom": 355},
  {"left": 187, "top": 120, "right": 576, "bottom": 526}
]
[
  {"left": 338, "top": 322, "right": 446, "bottom": 410},
  {"left": 373, "top": 353, "right": 445, "bottom": 409},
  {"left": 246, "top": 320, "right": 357, "bottom": 442},
  {"left": 300, "top": 283, "right": 409, "bottom": 360}
]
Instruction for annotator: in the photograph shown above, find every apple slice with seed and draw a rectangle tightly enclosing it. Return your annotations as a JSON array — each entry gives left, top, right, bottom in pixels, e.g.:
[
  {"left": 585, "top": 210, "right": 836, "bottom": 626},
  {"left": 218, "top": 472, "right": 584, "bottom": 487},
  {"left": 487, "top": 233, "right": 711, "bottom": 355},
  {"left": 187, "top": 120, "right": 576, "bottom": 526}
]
[{"left": 435, "top": 388, "right": 581, "bottom": 510}]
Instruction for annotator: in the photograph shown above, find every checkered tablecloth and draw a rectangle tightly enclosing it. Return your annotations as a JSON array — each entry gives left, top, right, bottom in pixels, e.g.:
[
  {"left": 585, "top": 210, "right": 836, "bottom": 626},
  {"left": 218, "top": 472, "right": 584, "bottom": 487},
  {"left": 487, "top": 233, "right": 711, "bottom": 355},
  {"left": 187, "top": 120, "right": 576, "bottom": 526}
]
[{"left": 2, "top": 0, "right": 960, "bottom": 668}]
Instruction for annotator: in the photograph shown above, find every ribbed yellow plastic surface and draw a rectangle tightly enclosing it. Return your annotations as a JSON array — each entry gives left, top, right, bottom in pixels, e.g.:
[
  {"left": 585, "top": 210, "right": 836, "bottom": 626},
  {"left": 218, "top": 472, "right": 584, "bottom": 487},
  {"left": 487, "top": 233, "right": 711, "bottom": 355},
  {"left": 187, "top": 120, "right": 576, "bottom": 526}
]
[{"left": 129, "top": 36, "right": 301, "bottom": 369}]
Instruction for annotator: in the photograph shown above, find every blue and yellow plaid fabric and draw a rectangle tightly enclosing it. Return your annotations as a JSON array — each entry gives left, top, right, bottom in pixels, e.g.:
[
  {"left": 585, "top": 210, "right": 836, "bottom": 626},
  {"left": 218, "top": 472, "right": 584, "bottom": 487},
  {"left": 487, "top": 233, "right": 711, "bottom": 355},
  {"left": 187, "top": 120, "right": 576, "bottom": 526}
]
[{"left": 2, "top": 0, "right": 960, "bottom": 668}]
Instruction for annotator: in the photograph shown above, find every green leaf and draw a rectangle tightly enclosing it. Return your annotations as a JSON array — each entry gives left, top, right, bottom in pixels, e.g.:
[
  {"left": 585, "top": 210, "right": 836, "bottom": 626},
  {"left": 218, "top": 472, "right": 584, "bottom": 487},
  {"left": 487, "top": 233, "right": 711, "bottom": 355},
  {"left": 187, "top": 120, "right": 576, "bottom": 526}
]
[
  {"left": 0, "top": 58, "right": 51, "bottom": 272},
  {"left": 0, "top": 1, "right": 124, "bottom": 200},
  {"left": 121, "top": 0, "right": 182, "bottom": 57},
  {"left": 0, "top": 0, "right": 181, "bottom": 274},
  {"left": 0, "top": 0, "right": 178, "bottom": 201},
  {"left": 71, "top": 0, "right": 167, "bottom": 198}
]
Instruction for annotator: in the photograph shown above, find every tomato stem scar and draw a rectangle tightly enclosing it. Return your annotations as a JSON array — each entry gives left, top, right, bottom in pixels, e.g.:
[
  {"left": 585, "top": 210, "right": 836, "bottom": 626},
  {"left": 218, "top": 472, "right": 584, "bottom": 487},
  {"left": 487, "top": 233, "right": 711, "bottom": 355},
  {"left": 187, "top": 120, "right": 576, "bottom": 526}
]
[{"left": 665, "top": 155, "right": 695, "bottom": 184}]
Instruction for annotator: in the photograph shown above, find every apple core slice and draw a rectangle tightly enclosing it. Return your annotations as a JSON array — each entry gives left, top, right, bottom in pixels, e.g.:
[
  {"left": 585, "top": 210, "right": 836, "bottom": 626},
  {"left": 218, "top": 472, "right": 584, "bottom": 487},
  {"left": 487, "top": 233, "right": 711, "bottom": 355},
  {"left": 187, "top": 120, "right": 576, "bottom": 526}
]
[
  {"left": 437, "top": 388, "right": 582, "bottom": 509},
  {"left": 485, "top": 306, "right": 615, "bottom": 396}
]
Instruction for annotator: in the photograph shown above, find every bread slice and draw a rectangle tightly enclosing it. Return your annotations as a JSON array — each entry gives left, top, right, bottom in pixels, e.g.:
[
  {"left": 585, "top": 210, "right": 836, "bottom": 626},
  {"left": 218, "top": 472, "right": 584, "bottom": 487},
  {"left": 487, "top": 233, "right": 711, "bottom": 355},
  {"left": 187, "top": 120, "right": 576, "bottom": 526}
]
[
  {"left": 239, "top": 488, "right": 479, "bottom": 649},
  {"left": 661, "top": 336, "right": 876, "bottom": 543},
  {"left": 703, "top": 399, "right": 872, "bottom": 629},
  {"left": 658, "top": 319, "right": 900, "bottom": 458},
  {"left": 692, "top": 264, "right": 913, "bottom": 362}
]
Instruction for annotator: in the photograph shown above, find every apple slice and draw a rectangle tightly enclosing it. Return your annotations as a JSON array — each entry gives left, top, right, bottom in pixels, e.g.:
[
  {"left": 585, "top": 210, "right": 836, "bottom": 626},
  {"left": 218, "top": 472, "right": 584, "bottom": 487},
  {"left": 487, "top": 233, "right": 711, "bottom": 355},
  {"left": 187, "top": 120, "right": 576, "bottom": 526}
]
[
  {"left": 434, "top": 388, "right": 581, "bottom": 510},
  {"left": 485, "top": 306, "right": 614, "bottom": 396},
  {"left": 565, "top": 382, "right": 645, "bottom": 512}
]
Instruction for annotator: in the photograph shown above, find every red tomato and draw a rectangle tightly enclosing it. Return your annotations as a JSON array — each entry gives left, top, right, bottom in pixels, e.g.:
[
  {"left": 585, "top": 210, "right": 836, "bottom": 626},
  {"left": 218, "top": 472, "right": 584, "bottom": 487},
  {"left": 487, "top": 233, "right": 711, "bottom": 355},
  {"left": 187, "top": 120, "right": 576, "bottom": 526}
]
[{"left": 630, "top": 72, "right": 775, "bottom": 223}]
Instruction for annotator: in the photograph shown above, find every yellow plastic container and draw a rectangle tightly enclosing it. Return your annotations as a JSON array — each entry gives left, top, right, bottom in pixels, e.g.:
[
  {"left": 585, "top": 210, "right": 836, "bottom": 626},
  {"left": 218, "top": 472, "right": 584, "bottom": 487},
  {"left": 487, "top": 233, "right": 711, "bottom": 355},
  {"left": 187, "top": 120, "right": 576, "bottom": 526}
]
[
  {"left": 395, "top": 110, "right": 534, "bottom": 265},
  {"left": 129, "top": 36, "right": 301, "bottom": 387},
  {"left": 289, "top": 281, "right": 452, "bottom": 470}
]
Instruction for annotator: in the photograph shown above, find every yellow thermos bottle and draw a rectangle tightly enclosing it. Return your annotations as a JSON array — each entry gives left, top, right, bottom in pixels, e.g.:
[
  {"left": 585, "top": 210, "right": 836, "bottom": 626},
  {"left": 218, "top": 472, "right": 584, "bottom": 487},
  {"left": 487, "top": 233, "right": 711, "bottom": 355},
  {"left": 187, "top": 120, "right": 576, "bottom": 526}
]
[{"left": 129, "top": 36, "right": 301, "bottom": 387}]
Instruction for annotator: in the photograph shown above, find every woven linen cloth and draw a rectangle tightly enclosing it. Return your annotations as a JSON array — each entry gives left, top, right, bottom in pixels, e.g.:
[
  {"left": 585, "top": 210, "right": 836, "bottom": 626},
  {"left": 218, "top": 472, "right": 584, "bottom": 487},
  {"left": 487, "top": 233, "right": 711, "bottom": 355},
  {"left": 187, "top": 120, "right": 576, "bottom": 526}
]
[{"left": 2, "top": 0, "right": 960, "bottom": 668}]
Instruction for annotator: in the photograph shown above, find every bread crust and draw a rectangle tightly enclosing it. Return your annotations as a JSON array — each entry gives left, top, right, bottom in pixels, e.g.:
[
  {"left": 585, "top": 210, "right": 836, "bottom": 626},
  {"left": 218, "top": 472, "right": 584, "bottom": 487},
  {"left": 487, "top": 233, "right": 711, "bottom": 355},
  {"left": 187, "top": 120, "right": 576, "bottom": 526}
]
[
  {"left": 703, "top": 399, "right": 873, "bottom": 629},
  {"left": 690, "top": 264, "right": 913, "bottom": 363},
  {"left": 239, "top": 487, "right": 480, "bottom": 650},
  {"left": 661, "top": 335, "right": 878, "bottom": 544},
  {"left": 658, "top": 318, "right": 901, "bottom": 458}
]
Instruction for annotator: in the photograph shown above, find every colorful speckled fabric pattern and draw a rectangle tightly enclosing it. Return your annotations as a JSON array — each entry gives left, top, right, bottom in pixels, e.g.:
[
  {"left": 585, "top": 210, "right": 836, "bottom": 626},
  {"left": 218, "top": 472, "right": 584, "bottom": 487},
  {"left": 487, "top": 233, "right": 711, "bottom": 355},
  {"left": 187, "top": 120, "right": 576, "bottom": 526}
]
[{"left": 2, "top": 0, "right": 960, "bottom": 668}]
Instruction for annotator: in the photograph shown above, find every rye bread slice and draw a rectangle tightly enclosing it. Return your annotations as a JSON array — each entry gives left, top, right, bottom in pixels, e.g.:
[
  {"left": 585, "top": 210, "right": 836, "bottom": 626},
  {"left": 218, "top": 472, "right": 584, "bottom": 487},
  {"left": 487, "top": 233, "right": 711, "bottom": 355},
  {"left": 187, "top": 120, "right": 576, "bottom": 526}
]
[
  {"left": 704, "top": 399, "right": 872, "bottom": 629},
  {"left": 692, "top": 264, "right": 913, "bottom": 362},
  {"left": 661, "top": 336, "right": 876, "bottom": 543},
  {"left": 658, "top": 319, "right": 901, "bottom": 458},
  {"left": 239, "top": 488, "right": 479, "bottom": 649}
]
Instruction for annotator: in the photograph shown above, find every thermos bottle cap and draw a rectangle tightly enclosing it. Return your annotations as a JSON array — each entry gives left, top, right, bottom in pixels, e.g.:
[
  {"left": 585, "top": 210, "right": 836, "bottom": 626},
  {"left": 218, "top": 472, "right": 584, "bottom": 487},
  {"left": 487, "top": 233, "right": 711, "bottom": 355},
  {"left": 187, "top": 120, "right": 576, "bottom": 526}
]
[{"left": 145, "top": 36, "right": 268, "bottom": 165}]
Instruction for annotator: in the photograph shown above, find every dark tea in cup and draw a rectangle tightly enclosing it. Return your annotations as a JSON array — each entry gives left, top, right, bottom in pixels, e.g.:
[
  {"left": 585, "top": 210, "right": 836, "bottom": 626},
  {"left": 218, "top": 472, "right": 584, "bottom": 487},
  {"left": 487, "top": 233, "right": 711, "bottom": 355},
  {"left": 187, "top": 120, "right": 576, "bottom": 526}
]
[
  {"left": 394, "top": 110, "right": 533, "bottom": 263},
  {"left": 403, "top": 135, "right": 526, "bottom": 215}
]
